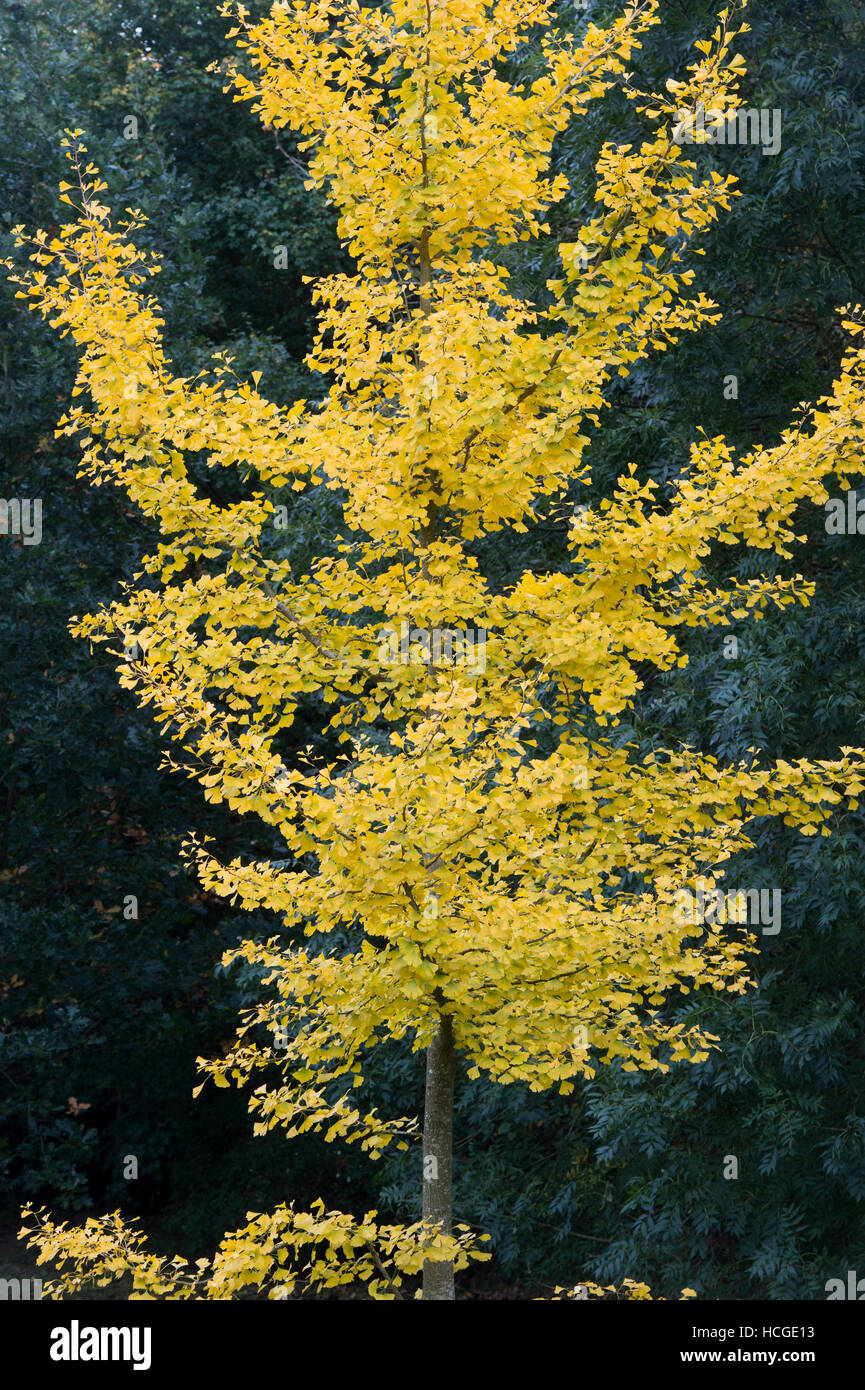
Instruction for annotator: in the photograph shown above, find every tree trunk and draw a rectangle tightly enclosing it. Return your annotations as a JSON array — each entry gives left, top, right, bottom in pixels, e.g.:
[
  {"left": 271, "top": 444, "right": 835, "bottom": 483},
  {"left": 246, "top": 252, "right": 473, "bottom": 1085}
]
[{"left": 422, "top": 1011, "right": 456, "bottom": 1299}]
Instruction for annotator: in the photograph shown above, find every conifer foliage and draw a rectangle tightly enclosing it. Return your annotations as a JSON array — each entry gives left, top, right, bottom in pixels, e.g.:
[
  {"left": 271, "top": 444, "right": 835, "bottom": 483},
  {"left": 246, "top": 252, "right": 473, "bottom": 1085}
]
[{"left": 9, "top": 0, "right": 865, "bottom": 1298}]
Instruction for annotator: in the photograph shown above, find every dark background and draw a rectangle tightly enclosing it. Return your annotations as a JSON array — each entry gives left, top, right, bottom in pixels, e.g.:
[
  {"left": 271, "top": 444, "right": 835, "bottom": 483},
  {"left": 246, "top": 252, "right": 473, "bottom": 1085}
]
[{"left": 2, "top": 0, "right": 864, "bottom": 1298}]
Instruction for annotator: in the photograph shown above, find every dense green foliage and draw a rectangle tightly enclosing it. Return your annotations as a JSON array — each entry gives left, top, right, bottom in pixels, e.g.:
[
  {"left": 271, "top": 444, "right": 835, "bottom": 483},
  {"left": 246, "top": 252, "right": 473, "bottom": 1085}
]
[{"left": 2, "top": 0, "right": 864, "bottom": 1296}]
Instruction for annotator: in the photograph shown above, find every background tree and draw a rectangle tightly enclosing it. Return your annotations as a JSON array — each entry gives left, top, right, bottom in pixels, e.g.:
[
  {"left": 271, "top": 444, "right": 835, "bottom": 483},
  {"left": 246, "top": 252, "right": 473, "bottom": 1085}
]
[
  {"left": 0, "top": 0, "right": 349, "bottom": 1258},
  {"left": 514, "top": 0, "right": 865, "bottom": 1297},
  {"left": 5, "top": 0, "right": 865, "bottom": 1300}
]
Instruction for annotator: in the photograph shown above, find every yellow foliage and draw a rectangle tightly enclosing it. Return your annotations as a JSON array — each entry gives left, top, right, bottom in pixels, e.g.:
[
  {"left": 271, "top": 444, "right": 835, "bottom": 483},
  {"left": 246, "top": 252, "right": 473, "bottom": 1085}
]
[
  {"left": 8, "top": 0, "right": 865, "bottom": 1298},
  {"left": 19, "top": 1204, "right": 489, "bottom": 1301}
]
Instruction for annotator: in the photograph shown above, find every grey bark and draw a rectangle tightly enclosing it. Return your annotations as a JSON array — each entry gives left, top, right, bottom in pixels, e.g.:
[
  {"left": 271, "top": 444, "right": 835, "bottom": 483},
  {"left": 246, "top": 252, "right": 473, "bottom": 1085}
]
[{"left": 422, "top": 1012, "right": 456, "bottom": 1300}]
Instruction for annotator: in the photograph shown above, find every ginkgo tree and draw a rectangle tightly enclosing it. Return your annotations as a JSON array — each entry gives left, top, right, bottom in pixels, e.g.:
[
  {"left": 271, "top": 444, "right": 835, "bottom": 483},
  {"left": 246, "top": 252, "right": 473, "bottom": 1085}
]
[{"left": 10, "top": 0, "right": 865, "bottom": 1301}]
